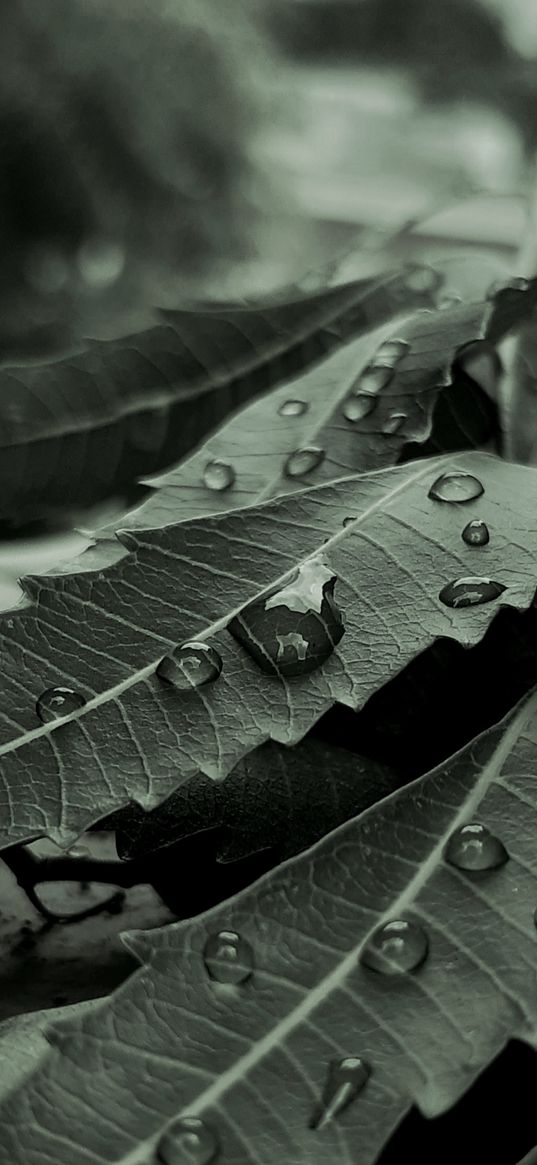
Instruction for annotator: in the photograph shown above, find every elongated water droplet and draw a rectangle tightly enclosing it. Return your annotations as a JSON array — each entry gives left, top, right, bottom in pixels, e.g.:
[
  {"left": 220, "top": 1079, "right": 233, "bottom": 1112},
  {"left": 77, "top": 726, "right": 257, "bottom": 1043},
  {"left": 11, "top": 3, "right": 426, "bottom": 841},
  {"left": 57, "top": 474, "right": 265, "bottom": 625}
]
[
  {"left": 310, "top": 1057, "right": 371, "bottom": 1130},
  {"left": 439, "top": 576, "right": 505, "bottom": 609},
  {"left": 156, "top": 1117, "right": 219, "bottom": 1164},
  {"left": 203, "top": 930, "right": 253, "bottom": 984},
  {"left": 228, "top": 558, "right": 344, "bottom": 677},
  {"left": 278, "top": 399, "right": 308, "bottom": 417},
  {"left": 355, "top": 365, "right": 394, "bottom": 395},
  {"left": 284, "top": 446, "right": 324, "bottom": 478},
  {"left": 36, "top": 687, "right": 86, "bottom": 723},
  {"left": 428, "top": 472, "right": 484, "bottom": 503},
  {"left": 382, "top": 412, "right": 406, "bottom": 435},
  {"left": 157, "top": 642, "right": 222, "bottom": 690},
  {"left": 203, "top": 460, "right": 235, "bottom": 492},
  {"left": 374, "top": 339, "right": 409, "bottom": 366},
  {"left": 445, "top": 823, "right": 508, "bottom": 871},
  {"left": 487, "top": 276, "right": 530, "bottom": 300},
  {"left": 462, "top": 519, "right": 490, "bottom": 547},
  {"left": 342, "top": 395, "right": 376, "bottom": 423},
  {"left": 360, "top": 919, "right": 429, "bottom": 975}
]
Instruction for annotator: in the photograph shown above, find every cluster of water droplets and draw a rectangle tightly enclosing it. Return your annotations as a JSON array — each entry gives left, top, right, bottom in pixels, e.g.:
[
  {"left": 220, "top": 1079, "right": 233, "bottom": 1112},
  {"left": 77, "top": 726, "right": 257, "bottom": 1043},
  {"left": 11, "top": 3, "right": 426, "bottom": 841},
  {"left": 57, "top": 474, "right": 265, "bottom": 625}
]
[
  {"left": 427, "top": 471, "right": 506, "bottom": 608},
  {"left": 342, "top": 337, "right": 409, "bottom": 434}
]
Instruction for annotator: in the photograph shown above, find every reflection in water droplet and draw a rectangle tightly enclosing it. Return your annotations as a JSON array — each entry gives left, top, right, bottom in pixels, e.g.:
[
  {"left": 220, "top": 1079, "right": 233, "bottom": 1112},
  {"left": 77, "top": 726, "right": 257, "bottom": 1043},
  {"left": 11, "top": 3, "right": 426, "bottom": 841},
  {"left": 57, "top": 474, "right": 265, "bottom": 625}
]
[
  {"left": 203, "top": 460, "right": 235, "bottom": 492},
  {"left": 284, "top": 446, "right": 325, "bottom": 478},
  {"left": 360, "top": 919, "right": 429, "bottom": 974},
  {"left": 428, "top": 472, "right": 484, "bottom": 503},
  {"left": 228, "top": 559, "right": 344, "bottom": 677},
  {"left": 310, "top": 1057, "right": 371, "bottom": 1130},
  {"left": 157, "top": 642, "right": 222, "bottom": 690},
  {"left": 36, "top": 688, "right": 86, "bottom": 723},
  {"left": 156, "top": 1117, "right": 219, "bottom": 1164},
  {"left": 462, "top": 520, "right": 490, "bottom": 547},
  {"left": 342, "top": 395, "right": 376, "bottom": 423},
  {"left": 278, "top": 399, "right": 308, "bottom": 417},
  {"left": 487, "top": 276, "right": 530, "bottom": 300},
  {"left": 439, "top": 576, "right": 506, "bottom": 609},
  {"left": 355, "top": 365, "right": 394, "bottom": 395},
  {"left": 203, "top": 930, "right": 253, "bottom": 984},
  {"left": 382, "top": 412, "right": 406, "bottom": 435},
  {"left": 445, "top": 823, "right": 508, "bottom": 871},
  {"left": 374, "top": 339, "right": 409, "bottom": 366}
]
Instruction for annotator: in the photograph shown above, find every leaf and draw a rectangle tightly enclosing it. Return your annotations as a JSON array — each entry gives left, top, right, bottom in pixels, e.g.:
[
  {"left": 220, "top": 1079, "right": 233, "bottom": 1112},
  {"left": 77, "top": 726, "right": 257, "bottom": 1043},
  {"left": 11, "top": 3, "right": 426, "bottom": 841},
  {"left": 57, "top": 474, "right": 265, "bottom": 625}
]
[
  {"left": 0, "top": 449, "right": 536, "bottom": 850},
  {"left": 110, "top": 737, "right": 401, "bottom": 863},
  {"left": 0, "top": 1001, "right": 94, "bottom": 1100},
  {"left": 4, "top": 689, "right": 537, "bottom": 1165},
  {"left": 0, "top": 268, "right": 438, "bottom": 525}
]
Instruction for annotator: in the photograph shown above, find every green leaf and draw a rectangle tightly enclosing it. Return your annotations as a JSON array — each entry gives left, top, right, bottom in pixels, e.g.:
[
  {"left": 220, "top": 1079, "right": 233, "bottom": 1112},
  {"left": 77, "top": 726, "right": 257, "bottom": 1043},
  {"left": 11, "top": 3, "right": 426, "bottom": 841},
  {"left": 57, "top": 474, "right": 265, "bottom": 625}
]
[
  {"left": 0, "top": 1001, "right": 94, "bottom": 1101},
  {"left": 4, "top": 689, "right": 537, "bottom": 1165},
  {"left": 0, "top": 269, "right": 438, "bottom": 525},
  {"left": 0, "top": 450, "right": 536, "bottom": 850}
]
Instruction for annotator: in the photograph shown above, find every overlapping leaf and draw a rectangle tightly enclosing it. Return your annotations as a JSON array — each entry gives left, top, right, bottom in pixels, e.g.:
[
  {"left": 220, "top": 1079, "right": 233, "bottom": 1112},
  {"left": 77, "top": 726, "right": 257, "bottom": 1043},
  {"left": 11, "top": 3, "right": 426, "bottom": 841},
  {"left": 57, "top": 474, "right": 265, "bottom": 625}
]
[
  {"left": 4, "top": 689, "right": 537, "bottom": 1164},
  {"left": 1, "top": 450, "right": 537, "bottom": 850}
]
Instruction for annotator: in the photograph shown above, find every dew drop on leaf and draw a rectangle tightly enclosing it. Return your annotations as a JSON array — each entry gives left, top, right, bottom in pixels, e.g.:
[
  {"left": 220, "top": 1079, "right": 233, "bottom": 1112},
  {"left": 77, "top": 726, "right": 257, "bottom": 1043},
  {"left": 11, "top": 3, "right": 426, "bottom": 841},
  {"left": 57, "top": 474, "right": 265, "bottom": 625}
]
[
  {"left": 36, "top": 687, "right": 86, "bottom": 723},
  {"left": 157, "top": 642, "right": 222, "bottom": 690},
  {"left": 203, "top": 930, "right": 254, "bottom": 985},
  {"left": 382, "top": 412, "right": 406, "bottom": 435},
  {"left": 284, "top": 446, "right": 325, "bottom": 478},
  {"left": 310, "top": 1056, "right": 371, "bottom": 1130},
  {"left": 439, "top": 576, "right": 506, "bottom": 609},
  {"left": 202, "top": 460, "right": 235, "bottom": 492},
  {"left": 342, "top": 394, "right": 376, "bottom": 423},
  {"left": 156, "top": 1116, "right": 219, "bottom": 1164},
  {"left": 462, "top": 519, "right": 490, "bottom": 547},
  {"left": 354, "top": 365, "right": 394, "bottom": 395},
  {"left": 444, "top": 823, "right": 508, "bottom": 871},
  {"left": 278, "top": 399, "right": 308, "bottom": 417},
  {"left": 228, "top": 559, "right": 344, "bottom": 677},
  {"left": 360, "top": 919, "right": 429, "bottom": 975},
  {"left": 373, "top": 339, "right": 409, "bottom": 366},
  {"left": 428, "top": 472, "right": 485, "bottom": 503}
]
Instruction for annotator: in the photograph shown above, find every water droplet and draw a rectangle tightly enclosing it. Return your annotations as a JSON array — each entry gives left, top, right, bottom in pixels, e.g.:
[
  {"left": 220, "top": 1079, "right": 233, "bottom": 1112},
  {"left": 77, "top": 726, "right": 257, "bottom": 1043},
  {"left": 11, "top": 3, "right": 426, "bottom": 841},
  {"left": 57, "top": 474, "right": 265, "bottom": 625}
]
[
  {"left": 203, "top": 460, "right": 235, "bottom": 492},
  {"left": 310, "top": 1057, "right": 371, "bottom": 1130},
  {"left": 36, "top": 688, "right": 86, "bottom": 723},
  {"left": 203, "top": 930, "right": 253, "bottom": 985},
  {"left": 278, "top": 399, "right": 308, "bottom": 417},
  {"left": 374, "top": 339, "right": 409, "bottom": 366},
  {"left": 343, "top": 516, "right": 355, "bottom": 528},
  {"left": 284, "top": 446, "right": 325, "bottom": 479},
  {"left": 157, "top": 642, "right": 222, "bottom": 690},
  {"left": 156, "top": 1117, "right": 219, "bottom": 1164},
  {"left": 445, "top": 823, "right": 508, "bottom": 871},
  {"left": 487, "top": 276, "right": 530, "bottom": 300},
  {"left": 382, "top": 412, "right": 406, "bottom": 435},
  {"left": 462, "top": 520, "right": 490, "bottom": 547},
  {"left": 354, "top": 365, "right": 394, "bottom": 395},
  {"left": 428, "top": 472, "right": 484, "bottom": 503},
  {"left": 342, "top": 395, "right": 376, "bottom": 423},
  {"left": 439, "top": 576, "right": 506, "bottom": 608},
  {"left": 228, "top": 558, "right": 344, "bottom": 677},
  {"left": 360, "top": 919, "right": 429, "bottom": 975}
]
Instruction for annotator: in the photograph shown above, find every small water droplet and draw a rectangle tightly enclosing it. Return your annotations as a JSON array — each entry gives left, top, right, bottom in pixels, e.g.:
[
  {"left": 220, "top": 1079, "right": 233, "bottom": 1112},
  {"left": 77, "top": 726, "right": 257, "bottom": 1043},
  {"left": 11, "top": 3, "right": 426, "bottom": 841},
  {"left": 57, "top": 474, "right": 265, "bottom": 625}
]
[
  {"left": 487, "top": 276, "right": 530, "bottom": 300},
  {"left": 284, "top": 446, "right": 325, "bottom": 479},
  {"left": 439, "top": 576, "right": 506, "bottom": 608},
  {"left": 382, "top": 412, "right": 406, "bottom": 435},
  {"left": 355, "top": 365, "right": 394, "bottom": 395},
  {"left": 462, "top": 520, "right": 490, "bottom": 547},
  {"left": 203, "top": 460, "right": 235, "bottom": 492},
  {"left": 374, "top": 339, "right": 409, "bottom": 366},
  {"left": 157, "top": 642, "right": 222, "bottom": 690},
  {"left": 156, "top": 1116, "right": 219, "bottom": 1164},
  {"left": 343, "top": 516, "right": 355, "bottom": 528},
  {"left": 278, "top": 399, "right": 308, "bottom": 417},
  {"left": 228, "top": 559, "right": 344, "bottom": 677},
  {"left": 36, "top": 688, "right": 86, "bottom": 723},
  {"left": 428, "top": 472, "right": 485, "bottom": 503},
  {"left": 445, "top": 823, "right": 508, "bottom": 871},
  {"left": 360, "top": 919, "right": 429, "bottom": 975},
  {"left": 310, "top": 1057, "right": 371, "bottom": 1130},
  {"left": 203, "top": 930, "right": 253, "bottom": 985},
  {"left": 403, "top": 264, "right": 442, "bottom": 293},
  {"left": 342, "top": 395, "right": 376, "bottom": 423}
]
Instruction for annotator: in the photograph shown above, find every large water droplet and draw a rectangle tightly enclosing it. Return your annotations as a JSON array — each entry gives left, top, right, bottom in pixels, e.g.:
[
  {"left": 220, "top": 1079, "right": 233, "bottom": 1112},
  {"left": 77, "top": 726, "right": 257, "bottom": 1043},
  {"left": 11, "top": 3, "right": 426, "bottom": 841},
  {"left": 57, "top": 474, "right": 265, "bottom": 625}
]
[
  {"left": 310, "top": 1057, "right": 371, "bottom": 1130},
  {"left": 278, "top": 399, "right": 308, "bottom": 417},
  {"left": 203, "top": 460, "right": 235, "bottom": 492},
  {"left": 284, "top": 446, "right": 325, "bottom": 479},
  {"left": 374, "top": 339, "right": 409, "bottom": 366},
  {"left": 342, "top": 395, "right": 376, "bottom": 423},
  {"left": 360, "top": 919, "right": 429, "bottom": 975},
  {"left": 382, "top": 412, "right": 406, "bottom": 435},
  {"left": 228, "top": 559, "right": 344, "bottom": 677},
  {"left": 355, "top": 365, "right": 394, "bottom": 395},
  {"left": 156, "top": 1117, "right": 219, "bottom": 1164},
  {"left": 462, "top": 519, "right": 490, "bottom": 547},
  {"left": 203, "top": 930, "right": 253, "bottom": 985},
  {"left": 36, "top": 687, "right": 86, "bottom": 723},
  {"left": 157, "top": 642, "right": 222, "bottom": 690},
  {"left": 444, "top": 823, "right": 508, "bottom": 871},
  {"left": 439, "top": 576, "right": 506, "bottom": 609},
  {"left": 428, "top": 472, "right": 484, "bottom": 503}
]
